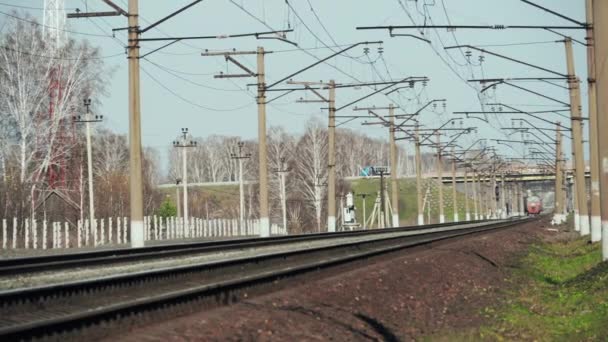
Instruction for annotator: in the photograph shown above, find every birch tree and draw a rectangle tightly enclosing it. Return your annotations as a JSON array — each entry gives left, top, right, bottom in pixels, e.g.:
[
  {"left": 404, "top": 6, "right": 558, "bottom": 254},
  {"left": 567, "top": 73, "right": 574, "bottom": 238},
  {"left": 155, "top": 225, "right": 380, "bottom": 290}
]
[{"left": 295, "top": 120, "right": 328, "bottom": 232}]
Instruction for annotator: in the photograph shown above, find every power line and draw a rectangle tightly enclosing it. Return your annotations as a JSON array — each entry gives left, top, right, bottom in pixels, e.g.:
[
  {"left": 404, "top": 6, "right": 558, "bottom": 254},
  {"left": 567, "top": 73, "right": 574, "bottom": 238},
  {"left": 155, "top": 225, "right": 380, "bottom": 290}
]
[
  {"left": 0, "top": 10, "right": 114, "bottom": 38},
  {"left": 142, "top": 58, "right": 253, "bottom": 92},
  {"left": 0, "top": 2, "right": 76, "bottom": 11},
  {"left": 140, "top": 65, "right": 254, "bottom": 112},
  {"left": 0, "top": 44, "right": 124, "bottom": 60}
]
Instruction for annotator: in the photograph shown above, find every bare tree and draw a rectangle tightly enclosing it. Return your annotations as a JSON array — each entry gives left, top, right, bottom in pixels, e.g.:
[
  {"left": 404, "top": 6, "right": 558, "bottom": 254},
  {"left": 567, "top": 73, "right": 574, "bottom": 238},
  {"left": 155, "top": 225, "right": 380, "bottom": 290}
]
[{"left": 295, "top": 120, "right": 328, "bottom": 232}]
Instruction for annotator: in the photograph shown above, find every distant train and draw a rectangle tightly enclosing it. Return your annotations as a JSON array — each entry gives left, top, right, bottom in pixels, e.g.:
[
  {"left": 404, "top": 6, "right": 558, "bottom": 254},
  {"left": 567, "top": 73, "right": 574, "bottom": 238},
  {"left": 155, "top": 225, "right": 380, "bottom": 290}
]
[{"left": 525, "top": 195, "right": 543, "bottom": 215}]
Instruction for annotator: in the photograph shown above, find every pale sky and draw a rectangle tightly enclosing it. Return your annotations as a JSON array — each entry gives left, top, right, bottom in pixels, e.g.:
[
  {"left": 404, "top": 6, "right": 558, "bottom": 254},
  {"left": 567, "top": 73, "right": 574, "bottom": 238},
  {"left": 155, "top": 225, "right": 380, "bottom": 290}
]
[{"left": 0, "top": 0, "right": 589, "bottom": 170}]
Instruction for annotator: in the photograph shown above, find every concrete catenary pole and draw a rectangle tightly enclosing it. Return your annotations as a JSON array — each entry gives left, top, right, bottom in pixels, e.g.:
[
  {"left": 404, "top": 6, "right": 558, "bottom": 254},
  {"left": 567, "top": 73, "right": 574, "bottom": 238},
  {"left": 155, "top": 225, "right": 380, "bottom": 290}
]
[
  {"left": 175, "top": 179, "right": 181, "bottom": 218},
  {"left": 592, "top": 0, "right": 608, "bottom": 261},
  {"left": 436, "top": 132, "right": 445, "bottom": 223},
  {"left": 327, "top": 80, "right": 337, "bottom": 232},
  {"left": 464, "top": 168, "right": 471, "bottom": 221},
  {"left": 128, "top": 0, "right": 144, "bottom": 247},
  {"left": 182, "top": 146, "right": 188, "bottom": 231},
  {"left": 491, "top": 173, "right": 497, "bottom": 219},
  {"left": 173, "top": 128, "right": 196, "bottom": 234},
  {"left": 554, "top": 122, "right": 565, "bottom": 223},
  {"left": 500, "top": 173, "right": 507, "bottom": 219},
  {"left": 74, "top": 98, "right": 101, "bottom": 244},
  {"left": 389, "top": 104, "right": 400, "bottom": 227},
  {"left": 415, "top": 124, "right": 424, "bottom": 225},
  {"left": 451, "top": 147, "right": 459, "bottom": 222},
  {"left": 518, "top": 182, "right": 525, "bottom": 217},
  {"left": 257, "top": 47, "right": 270, "bottom": 237},
  {"left": 85, "top": 120, "right": 95, "bottom": 235},
  {"left": 586, "top": 0, "right": 602, "bottom": 242},
  {"left": 239, "top": 155, "right": 245, "bottom": 228},
  {"left": 564, "top": 37, "right": 590, "bottom": 236},
  {"left": 272, "top": 157, "right": 290, "bottom": 233},
  {"left": 231, "top": 142, "right": 251, "bottom": 232},
  {"left": 472, "top": 171, "right": 479, "bottom": 220}
]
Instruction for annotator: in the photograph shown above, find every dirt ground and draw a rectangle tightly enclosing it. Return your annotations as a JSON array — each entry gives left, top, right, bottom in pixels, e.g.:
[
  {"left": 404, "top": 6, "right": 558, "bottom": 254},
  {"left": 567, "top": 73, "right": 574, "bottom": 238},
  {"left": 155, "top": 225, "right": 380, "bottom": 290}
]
[{"left": 114, "top": 218, "right": 556, "bottom": 341}]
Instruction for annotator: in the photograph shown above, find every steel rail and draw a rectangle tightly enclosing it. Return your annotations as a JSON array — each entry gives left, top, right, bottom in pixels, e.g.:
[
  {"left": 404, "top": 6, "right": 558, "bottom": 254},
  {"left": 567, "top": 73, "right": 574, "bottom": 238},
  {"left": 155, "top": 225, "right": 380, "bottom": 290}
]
[
  {"left": 0, "top": 217, "right": 533, "bottom": 341},
  {"left": 0, "top": 220, "right": 488, "bottom": 276}
]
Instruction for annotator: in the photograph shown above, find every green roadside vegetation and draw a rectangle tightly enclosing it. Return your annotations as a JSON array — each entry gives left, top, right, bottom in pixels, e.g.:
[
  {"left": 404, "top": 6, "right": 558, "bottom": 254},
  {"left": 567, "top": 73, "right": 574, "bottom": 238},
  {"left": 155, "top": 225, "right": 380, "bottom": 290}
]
[
  {"left": 482, "top": 237, "right": 608, "bottom": 341},
  {"left": 433, "top": 234, "right": 608, "bottom": 341}
]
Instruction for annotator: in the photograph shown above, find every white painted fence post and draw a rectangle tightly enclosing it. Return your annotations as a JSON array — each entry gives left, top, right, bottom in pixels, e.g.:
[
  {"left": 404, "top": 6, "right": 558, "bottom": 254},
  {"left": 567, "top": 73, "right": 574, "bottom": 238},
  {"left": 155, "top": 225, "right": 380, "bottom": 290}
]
[
  {"left": 12, "top": 218, "right": 17, "bottom": 249},
  {"left": 77, "top": 220, "right": 82, "bottom": 248},
  {"left": 123, "top": 217, "right": 128, "bottom": 244},
  {"left": 84, "top": 219, "right": 90, "bottom": 246},
  {"left": 64, "top": 222, "right": 69, "bottom": 248},
  {"left": 52, "top": 222, "right": 56, "bottom": 248},
  {"left": 117, "top": 217, "right": 122, "bottom": 244},
  {"left": 32, "top": 220, "right": 37, "bottom": 249},
  {"left": 42, "top": 220, "right": 47, "bottom": 250},
  {"left": 92, "top": 219, "right": 97, "bottom": 247},
  {"left": 108, "top": 217, "right": 113, "bottom": 244},
  {"left": 100, "top": 218, "right": 105, "bottom": 245},
  {"left": 153, "top": 216, "right": 158, "bottom": 241},
  {"left": 2, "top": 219, "right": 6, "bottom": 249}
]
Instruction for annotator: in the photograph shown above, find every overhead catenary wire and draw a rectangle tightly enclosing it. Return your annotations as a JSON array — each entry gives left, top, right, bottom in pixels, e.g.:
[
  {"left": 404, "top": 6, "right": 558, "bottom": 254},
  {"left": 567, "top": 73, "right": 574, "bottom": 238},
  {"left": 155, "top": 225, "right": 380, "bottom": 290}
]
[{"left": 140, "top": 65, "right": 254, "bottom": 112}]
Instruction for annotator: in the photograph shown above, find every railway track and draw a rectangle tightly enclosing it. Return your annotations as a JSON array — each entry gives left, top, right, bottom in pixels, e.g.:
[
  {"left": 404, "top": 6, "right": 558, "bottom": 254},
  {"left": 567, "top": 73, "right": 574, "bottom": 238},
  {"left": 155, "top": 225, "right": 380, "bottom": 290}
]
[
  {"left": 0, "top": 218, "right": 532, "bottom": 341},
  {"left": 0, "top": 219, "right": 486, "bottom": 276}
]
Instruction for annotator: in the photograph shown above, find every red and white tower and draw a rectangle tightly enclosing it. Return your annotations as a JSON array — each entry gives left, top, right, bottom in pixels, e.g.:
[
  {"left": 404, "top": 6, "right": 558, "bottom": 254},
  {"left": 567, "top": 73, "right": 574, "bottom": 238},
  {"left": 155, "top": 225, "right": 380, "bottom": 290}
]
[{"left": 43, "top": 0, "right": 70, "bottom": 189}]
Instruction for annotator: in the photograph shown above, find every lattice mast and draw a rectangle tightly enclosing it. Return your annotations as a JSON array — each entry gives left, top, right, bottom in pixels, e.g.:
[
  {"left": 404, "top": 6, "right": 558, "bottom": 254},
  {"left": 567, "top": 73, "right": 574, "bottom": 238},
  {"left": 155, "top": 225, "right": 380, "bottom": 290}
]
[
  {"left": 43, "top": 0, "right": 67, "bottom": 49},
  {"left": 43, "top": 0, "right": 70, "bottom": 189}
]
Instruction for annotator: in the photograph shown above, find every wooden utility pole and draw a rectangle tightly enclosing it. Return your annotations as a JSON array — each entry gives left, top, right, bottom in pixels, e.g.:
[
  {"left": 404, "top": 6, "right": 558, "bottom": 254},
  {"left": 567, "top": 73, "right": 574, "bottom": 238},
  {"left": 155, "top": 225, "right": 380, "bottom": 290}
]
[
  {"left": 436, "top": 132, "right": 445, "bottom": 223},
  {"left": 592, "top": 0, "right": 608, "bottom": 261},
  {"left": 327, "top": 81, "right": 337, "bottom": 232},
  {"left": 586, "top": 0, "right": 602, "bottom": 242},
  {"left": 389, "top": 105, "right": 400, "bottom": 227},
  {"left": 415, "top": 124, "right": 424, "bottom": 225},
  {"left": 564, "top": 37, "right": 590, "bottom": 236},
  {"left": 128, "top": 0, "right": 144, "bottom": 247},
  {"left": 554, "top": 122, "right": 565, "bottom": 223},
  {"left": 451, "top": 147, "right": 459, "bottom": 222}
]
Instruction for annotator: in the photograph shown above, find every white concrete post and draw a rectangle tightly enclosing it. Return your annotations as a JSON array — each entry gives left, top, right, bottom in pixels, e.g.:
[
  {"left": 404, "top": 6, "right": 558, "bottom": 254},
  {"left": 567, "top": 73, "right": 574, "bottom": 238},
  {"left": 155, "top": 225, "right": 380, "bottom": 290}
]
[
  {"left": 32, "top": 220, "right": 37, "bottom": 249},
  {"left": 2, "top": 219, "right": 6, "bottom": 249},
  {"left": 92, "top": 218, "right": 98, "bottom": 247},
  {"left": 108, "top": 217, "right": 113, "bottom": 244},
  {"left": 100, "top": 218, "right": 105, "bottom": 245},
  {"left": 24, "top": 219, "right": 29, "bottom": 249},
  {"left": 12, "top": 218, "right": 17, "bottom": 249},
  {"left": 117, "top": 217, "right": 122, "bottom": 244},
  {"left": 42, "top": 220, "right": 47, "bottom": 250},
  {"left": 84, "top": 219, "right": 89, "bottom": 246},
  {"left": 123, "top": 217, "right": 128, "bottom": 244},
  {"left": 64, "top": 222, "right": 69, "bottom": 248},
  {"left": 77, "top": 220, "right": 82, "bottom": 248},
  {"left": 52, "top": 222, "right": 56, "bottom": 248}
]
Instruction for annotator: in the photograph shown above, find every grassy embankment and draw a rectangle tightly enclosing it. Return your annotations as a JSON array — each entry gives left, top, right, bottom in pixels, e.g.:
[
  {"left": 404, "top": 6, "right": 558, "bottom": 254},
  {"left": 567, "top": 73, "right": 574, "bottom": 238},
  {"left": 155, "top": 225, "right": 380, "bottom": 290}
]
[
  {"left": 163, "top": 178, "right": 471, "bottom": 226},
  {"left": 349, "top": 178, "right": 471, "bottom": 226}
]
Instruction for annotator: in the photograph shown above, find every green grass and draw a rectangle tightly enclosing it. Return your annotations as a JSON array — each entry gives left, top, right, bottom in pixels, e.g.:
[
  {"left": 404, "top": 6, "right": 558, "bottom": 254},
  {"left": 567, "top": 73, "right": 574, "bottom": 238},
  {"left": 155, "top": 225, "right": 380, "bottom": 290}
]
[{"left": 481, "top": 239, "right": 606, "bottom": 341}]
